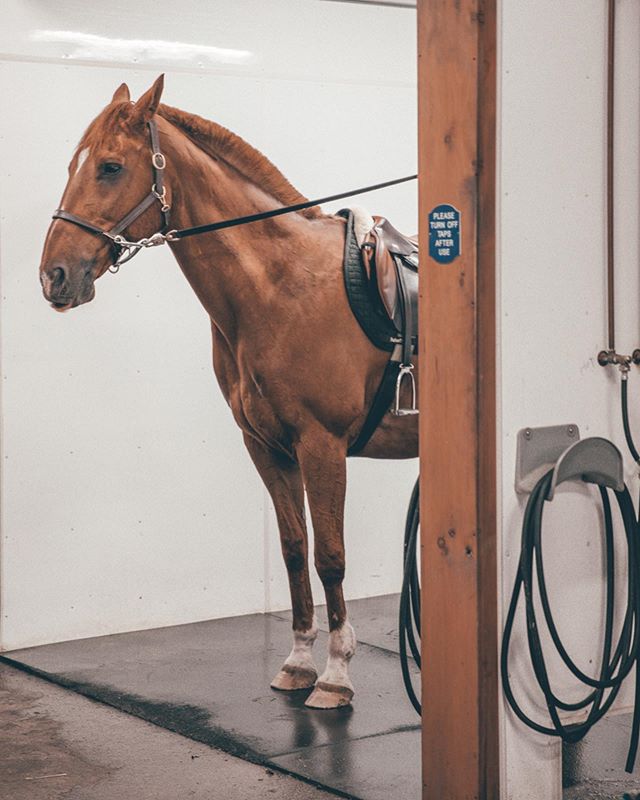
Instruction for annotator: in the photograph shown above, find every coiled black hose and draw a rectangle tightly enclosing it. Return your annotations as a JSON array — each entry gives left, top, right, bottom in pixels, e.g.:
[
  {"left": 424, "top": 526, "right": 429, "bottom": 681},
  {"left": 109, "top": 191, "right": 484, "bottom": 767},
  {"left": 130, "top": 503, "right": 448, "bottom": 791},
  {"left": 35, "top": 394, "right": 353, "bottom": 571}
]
[
  {"left": 399, "top": 476, "right": 421, "bottom": 714},
  {"left": 400, "top": 376, "right": 640, "bottom": 749},
  {"left": 501, "top": 467, "right": 640, "bottom": 771}
]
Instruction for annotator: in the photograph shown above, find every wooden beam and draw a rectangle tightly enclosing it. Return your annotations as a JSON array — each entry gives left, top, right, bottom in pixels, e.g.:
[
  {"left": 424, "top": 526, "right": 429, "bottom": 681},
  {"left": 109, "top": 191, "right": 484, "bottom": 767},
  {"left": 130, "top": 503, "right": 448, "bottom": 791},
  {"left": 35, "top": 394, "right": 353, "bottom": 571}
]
[{"left": 418, "top": 1, "right": 499, "bottom": 798}]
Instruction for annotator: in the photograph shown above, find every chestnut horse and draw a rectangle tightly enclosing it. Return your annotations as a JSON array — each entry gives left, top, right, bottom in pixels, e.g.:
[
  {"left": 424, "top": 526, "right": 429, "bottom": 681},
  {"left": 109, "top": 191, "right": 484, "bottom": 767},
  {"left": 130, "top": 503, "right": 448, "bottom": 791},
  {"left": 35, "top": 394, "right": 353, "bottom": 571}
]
[{"left": 39, "top": 76, "right": 418, "bottom": 709}]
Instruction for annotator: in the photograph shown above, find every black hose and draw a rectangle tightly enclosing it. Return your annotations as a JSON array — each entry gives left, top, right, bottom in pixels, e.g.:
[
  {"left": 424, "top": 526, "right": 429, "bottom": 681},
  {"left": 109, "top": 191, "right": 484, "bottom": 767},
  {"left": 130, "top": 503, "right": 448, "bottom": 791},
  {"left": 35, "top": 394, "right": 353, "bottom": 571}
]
[
  {"left": 622, "top": 377, "right": 640, "bottom": 464},
  {"left": 400, "top": 377, "right": 640, "bottom": 748},
  {"left": 621, "top": 371, "right": 640, "bottom": 770},
  {"left": 500, "top": 468, "right": 640, "bottom": 770},
  {"left": 399, "top": 476, "right": 421, "bottom": 714}
]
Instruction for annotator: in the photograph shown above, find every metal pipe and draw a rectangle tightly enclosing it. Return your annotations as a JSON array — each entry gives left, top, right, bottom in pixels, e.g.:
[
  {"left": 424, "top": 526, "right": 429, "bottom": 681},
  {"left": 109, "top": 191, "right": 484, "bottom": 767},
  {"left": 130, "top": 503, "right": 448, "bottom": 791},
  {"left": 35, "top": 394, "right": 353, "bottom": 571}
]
[
  {"left": 598, "top": 0, "right": 640, "bottom": 370},
  {"left": 607, "top": 0, "right": 615, "bottom": 352}
]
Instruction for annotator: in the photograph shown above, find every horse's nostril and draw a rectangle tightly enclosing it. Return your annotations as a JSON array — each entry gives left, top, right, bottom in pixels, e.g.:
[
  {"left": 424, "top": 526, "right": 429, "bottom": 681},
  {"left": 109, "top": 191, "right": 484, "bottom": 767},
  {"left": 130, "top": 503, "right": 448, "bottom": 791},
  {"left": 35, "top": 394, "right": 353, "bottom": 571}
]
[{"left": 51, "top": 266, "right": 66, "bottom": 286}]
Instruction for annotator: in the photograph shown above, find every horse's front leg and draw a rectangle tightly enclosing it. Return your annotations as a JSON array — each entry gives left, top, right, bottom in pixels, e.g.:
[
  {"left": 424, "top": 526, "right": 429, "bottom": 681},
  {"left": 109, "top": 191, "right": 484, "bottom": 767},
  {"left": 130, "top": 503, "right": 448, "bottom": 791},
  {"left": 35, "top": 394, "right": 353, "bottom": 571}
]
[
  {"left": 242, "top": 434, "right": 318, "bottom": 691},
  {"left": 297, "top": 434, "right": 356, "bottom": 709}
]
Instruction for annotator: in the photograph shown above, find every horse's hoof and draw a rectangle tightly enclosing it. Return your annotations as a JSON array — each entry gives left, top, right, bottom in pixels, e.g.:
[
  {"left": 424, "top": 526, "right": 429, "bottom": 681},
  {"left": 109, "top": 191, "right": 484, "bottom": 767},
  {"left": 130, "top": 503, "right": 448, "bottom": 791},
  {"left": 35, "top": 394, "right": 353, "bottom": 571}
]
[
  {"left": 270, "top": 664, "right": 318, "bottom": 691},
  {"left": 304, "top": 681, "right": 354, "bottom": 709}
]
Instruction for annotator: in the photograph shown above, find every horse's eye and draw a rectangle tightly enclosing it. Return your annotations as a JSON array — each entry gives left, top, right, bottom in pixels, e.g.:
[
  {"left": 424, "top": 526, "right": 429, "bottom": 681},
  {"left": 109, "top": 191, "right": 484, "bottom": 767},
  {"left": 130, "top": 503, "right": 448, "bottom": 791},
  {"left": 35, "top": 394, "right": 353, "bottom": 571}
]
[{"left": 100, "top": 162, "right": 122, "bottom": 176}]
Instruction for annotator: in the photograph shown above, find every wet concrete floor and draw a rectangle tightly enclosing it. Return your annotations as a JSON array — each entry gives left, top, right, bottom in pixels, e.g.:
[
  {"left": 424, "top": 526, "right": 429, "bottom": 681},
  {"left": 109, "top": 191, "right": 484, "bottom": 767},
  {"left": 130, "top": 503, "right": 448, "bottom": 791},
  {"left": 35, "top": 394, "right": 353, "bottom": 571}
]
[
  {"left": 1, "top": 594, "right": 420, "bottom": 800},
  {"left": 0, "top": 660, "right": 338, "bottom": 800},
  {"left": 5, "top": 592, "right": 636, "bottom": 799}
]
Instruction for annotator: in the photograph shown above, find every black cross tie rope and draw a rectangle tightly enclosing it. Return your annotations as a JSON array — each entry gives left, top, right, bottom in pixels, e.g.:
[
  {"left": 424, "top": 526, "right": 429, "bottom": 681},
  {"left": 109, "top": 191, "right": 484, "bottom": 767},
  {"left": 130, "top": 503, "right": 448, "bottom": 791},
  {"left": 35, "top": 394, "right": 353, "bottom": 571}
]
[
  {"left": 52, "top": 109, "right": 416, "bottom": 272},
  {"left": 166, "top": 174, "right": 418, "bottom": 240}
]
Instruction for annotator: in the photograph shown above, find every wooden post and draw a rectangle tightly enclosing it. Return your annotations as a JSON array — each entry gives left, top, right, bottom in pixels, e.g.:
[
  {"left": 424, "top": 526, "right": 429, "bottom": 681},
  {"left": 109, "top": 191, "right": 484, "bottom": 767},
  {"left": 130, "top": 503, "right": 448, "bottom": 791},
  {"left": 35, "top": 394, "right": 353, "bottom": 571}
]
[{"left": 418, "top": 1, "right": 499, "bottom": 799}]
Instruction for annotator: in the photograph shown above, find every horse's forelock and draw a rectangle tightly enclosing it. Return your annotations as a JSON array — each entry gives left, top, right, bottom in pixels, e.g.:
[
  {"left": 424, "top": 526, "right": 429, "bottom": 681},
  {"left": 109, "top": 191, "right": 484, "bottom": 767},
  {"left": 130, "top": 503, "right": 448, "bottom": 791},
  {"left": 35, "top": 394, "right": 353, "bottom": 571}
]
[{"left": 69, "top": 101, "right": 139, "bottom": 172}]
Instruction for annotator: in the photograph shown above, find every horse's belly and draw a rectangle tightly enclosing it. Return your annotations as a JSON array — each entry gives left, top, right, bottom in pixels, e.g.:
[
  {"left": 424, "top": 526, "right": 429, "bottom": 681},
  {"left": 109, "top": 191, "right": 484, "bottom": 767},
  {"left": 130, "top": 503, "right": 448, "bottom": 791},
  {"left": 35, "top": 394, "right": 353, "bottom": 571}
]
[{"left": 355, "top": 413, "right": 418, "bottom": 459}]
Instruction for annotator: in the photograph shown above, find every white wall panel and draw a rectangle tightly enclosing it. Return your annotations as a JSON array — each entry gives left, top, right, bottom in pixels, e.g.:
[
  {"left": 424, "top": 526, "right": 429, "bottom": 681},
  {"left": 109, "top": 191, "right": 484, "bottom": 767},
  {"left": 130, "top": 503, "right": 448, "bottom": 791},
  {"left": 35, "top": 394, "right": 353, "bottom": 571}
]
[
  {"left": 0, "top": 0, "right": 417, "bottom": 650},
  {"left": 0, "top": 61, "right": 268, "bottom": 650},
  {"left": 499, "top": 1, "right": 640, "bottom": 797}
]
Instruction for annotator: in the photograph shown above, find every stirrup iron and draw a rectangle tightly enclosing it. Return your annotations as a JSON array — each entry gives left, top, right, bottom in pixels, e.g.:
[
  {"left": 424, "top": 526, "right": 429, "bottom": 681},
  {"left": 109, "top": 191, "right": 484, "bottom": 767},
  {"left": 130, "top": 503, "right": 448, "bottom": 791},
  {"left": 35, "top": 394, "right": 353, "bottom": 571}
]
[{"left": 392, "top": 363, "right": 419, "bottom": 416}]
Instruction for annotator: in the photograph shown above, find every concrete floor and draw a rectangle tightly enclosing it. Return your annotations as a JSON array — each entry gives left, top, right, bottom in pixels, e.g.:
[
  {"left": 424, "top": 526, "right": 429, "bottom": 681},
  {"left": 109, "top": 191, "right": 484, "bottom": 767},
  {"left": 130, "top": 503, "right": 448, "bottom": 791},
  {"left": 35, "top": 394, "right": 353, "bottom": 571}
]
[
  {"left": 0, "top": 662, "right": 339, "bottom": 800},
  {"left": 562, "top": 712, "right": 640, "bottom": 800},
  {"left": 8, "top": 592, "right": 637, "bottom": 800},
  {"left": 1, "top": 596, "right": 421, "bottom": 800}
]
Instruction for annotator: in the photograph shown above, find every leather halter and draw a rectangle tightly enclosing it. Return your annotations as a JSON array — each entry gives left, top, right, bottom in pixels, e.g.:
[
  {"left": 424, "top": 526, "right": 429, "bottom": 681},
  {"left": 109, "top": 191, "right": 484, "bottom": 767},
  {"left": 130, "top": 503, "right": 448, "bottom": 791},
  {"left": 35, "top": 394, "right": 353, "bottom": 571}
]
[{"left": 52, "top": 119, "right": 171, "bottom": 273}]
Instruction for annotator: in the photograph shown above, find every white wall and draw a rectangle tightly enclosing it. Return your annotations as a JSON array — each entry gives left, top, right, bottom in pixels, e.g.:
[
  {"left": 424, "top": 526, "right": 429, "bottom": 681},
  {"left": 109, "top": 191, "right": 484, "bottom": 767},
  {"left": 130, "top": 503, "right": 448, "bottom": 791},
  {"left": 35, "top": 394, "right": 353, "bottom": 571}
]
[
  {"left": 499, "top": 1, "right": 640, "bottom": 797},
  {"left": 0, "top": 0, "right": 418, "bottom": 651}
]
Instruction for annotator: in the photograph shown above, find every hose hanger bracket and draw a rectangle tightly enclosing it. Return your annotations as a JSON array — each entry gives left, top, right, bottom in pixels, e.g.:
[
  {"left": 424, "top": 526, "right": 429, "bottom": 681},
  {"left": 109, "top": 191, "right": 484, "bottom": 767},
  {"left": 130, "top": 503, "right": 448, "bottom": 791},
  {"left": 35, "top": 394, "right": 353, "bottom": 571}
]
[
  {"left": 515, "top": 424, "right": 624, "bottom": 497},
  {"left": 515, "top": 424, "right": 579, "bottom": 494},
  {"left": 548, "top": 437, "right": 624, "bottom": 499}
]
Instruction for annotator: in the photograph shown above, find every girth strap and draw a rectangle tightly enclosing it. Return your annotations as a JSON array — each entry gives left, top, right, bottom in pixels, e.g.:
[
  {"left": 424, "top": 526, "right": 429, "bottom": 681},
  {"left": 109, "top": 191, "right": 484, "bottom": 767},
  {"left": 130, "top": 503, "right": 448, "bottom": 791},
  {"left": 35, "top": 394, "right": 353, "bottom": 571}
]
[{"left": 347, "top": 359, "right": 402, "bottom": 456}]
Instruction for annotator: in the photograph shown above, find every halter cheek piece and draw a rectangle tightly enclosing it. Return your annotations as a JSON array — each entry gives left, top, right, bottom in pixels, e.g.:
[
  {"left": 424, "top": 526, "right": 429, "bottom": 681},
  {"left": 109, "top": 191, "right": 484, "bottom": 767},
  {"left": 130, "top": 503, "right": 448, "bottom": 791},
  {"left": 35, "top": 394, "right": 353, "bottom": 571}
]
[{"left": 52, "top": 119, "right": 173, "bottom": 273}]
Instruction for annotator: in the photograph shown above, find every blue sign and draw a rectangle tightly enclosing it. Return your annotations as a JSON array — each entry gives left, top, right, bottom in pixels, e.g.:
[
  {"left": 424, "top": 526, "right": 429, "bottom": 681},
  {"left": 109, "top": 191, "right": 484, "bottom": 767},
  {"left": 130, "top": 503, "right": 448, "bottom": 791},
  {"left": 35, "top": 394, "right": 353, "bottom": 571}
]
[{"left": 428, "top": 204, "right": 461, "bottom": 264}]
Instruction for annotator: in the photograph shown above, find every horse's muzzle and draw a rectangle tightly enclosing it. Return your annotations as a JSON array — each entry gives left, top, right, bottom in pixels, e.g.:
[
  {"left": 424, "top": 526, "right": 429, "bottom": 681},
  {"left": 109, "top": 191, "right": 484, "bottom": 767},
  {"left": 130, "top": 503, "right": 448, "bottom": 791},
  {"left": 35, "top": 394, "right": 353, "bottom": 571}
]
[{"left": 40, "top": 261, "right": 96, "bottom": 311}]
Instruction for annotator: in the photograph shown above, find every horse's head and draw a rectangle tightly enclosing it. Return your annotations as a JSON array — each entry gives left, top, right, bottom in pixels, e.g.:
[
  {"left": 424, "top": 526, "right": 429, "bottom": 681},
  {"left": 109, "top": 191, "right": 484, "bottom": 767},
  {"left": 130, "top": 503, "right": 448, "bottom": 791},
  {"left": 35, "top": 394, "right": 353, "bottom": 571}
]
[{"left": 40, "top": 75, "right": 168, "bottom": 311}]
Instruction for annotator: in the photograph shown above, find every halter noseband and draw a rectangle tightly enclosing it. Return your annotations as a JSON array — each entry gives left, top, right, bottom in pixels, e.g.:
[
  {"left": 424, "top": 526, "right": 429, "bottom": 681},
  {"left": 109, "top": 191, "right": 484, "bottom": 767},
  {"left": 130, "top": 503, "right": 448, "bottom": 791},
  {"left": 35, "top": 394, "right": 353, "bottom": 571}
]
[{"left": 52, "top": 118, "right": 172, "bottom": 273}]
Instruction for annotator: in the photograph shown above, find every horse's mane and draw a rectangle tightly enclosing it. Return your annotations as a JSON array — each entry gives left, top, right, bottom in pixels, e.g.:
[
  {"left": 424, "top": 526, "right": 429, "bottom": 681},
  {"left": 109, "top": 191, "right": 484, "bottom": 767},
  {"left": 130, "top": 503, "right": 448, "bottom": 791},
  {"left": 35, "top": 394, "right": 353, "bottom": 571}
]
[
  {"left": 158, "top": 104, "right": 323, "bottom": 220},
  {"left": 72, "top": 100, "right": 323, "bottom": 220}
]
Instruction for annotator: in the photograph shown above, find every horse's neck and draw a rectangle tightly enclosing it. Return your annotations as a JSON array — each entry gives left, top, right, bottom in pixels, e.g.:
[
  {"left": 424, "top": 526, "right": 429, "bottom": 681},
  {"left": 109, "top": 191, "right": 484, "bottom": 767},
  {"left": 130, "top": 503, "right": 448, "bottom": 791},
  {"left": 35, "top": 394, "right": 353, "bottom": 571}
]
[{"left": 163, "top": 126, "right": 338, "bottom": 343}]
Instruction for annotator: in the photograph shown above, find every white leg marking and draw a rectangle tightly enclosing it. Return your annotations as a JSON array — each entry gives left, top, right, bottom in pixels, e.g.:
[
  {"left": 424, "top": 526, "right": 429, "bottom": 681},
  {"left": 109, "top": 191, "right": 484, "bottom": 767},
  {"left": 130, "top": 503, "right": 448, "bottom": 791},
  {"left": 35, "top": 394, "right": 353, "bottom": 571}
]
[
  {"left": 283, "top": 615, "right": 318, "bottom": 672},
  {"left": 271, "top": 616, "right": 319, "bottom": 690},
  {"left": 317, "top": 619, "right": 356, "bottom": 691}
]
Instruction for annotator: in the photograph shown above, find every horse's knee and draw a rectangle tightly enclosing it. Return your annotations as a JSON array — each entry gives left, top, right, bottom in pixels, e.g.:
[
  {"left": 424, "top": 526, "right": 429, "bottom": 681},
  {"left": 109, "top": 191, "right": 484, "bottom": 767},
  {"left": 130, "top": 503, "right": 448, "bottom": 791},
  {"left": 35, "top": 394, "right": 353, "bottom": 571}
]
[
  {"left": 282, "top": 537, "right": 307, "bottom": 573},
  {"left": 314, "top": 549, "right": 345, "bottom": 587}
]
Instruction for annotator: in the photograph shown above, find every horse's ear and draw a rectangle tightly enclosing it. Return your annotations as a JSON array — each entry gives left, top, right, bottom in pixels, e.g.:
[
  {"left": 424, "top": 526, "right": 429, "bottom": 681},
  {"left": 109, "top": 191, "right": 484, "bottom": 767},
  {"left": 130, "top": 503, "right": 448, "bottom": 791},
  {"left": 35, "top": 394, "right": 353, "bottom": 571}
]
[
  {"left": 111, "top": 83, "right": 130, "bottom": 104},
  {"left": 132, "top": 74, "right": 164, "bottom": 124}
]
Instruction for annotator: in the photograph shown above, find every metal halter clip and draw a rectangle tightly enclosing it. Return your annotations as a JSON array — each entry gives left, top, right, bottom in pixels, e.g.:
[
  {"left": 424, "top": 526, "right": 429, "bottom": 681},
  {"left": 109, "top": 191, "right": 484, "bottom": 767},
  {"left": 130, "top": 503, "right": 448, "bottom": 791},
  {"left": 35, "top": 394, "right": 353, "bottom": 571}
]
[
  {"left": 152, "top": 184, "right": 170, "bottom": 213},
  {"left": 107, "top": 230, "right": 168, "bottom": 273},
  {"left": 392, "top": 363, "right": 419, "bottom": 416},
  {"left": 141, "top": 232, "right": 167, "bottom": 248},
  {"left": 152, "top": 152, "right": 166, "bottom": 170}
]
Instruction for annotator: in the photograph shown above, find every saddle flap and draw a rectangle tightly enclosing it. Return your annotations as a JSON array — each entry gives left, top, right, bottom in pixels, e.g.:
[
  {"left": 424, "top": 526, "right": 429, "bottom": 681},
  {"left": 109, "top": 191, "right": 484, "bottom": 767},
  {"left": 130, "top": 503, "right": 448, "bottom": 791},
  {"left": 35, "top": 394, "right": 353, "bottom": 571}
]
[
  {"left": 363, "top": 216, "right": 418, "bottom": 323},
  {"left": 339, "top": 207, "right": 419, "bottom": 353}
]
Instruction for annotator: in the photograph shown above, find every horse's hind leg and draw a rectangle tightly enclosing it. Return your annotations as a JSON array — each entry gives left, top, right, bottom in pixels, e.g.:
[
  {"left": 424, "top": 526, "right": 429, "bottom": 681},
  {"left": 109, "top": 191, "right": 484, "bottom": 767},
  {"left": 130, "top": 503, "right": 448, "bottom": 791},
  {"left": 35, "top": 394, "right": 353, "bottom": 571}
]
[
  {"left": 297, "top": 435, "right": 356, "bottom": 709},
  {"left": 243, "top": 435, "right": 318, "bottom": 691}
]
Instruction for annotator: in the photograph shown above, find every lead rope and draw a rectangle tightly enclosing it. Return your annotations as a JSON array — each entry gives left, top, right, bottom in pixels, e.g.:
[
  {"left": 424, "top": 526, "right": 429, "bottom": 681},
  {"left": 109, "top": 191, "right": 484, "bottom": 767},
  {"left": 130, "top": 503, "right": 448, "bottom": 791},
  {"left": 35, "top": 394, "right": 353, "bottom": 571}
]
[
  {"left": 54, "top": 171, "right": 418, "bottom": 274},
  {"left": 165, "top": 174, "right": 417, "bottom": 241}
]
